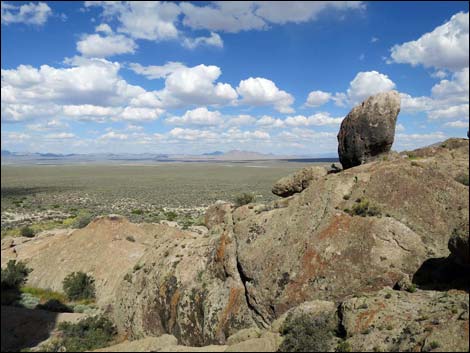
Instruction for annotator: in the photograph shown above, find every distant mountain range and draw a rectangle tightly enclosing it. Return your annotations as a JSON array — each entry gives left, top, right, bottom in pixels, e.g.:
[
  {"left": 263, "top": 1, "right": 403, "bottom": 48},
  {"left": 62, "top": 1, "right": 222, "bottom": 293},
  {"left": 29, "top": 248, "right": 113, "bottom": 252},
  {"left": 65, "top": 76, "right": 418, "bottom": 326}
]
[{"left": 1, "top": 149, "right": 338, "bottom": 165}]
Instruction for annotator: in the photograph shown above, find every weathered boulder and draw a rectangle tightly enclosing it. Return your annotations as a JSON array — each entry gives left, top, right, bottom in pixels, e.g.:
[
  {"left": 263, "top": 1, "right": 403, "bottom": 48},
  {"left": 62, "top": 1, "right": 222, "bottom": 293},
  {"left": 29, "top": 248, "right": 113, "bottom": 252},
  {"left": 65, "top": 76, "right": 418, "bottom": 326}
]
[
  {"left": 0, "top": 215, "right": 161, "bottom": 306},
  {"left": 3, "top": 138, "right": 468, "bottom": 350},
  {"left": 113, "top": 203, "right": 257, "bottom": 346},
  {"left": 226, "top": 327, "right": 261, "bottom": 345},
  {"left": 338, "top": 91, "right": 401, "bottom": 169},
  {"left": 93, "top": 334, "right": 178, "bottom": 352},
  {"left": 232, "top": 138, "right": 468, "bottom": 322},
  {"left": 340, "top": 288, "right": 469, "bottom": 352},
  {"left": 225, "top": 332, "right": 282, "bottom": 352},
  {"left": 272, "top": 166, "right": 327, "bottom": 197},
  {"left": 205, "top": 201, "right": 233, "bottom": 231},
  {"left": 93, "top": 335, "right": 228, "bottom": 352},
  {"left": 448, "top": 227, "right": 469, "bottom": 265}
]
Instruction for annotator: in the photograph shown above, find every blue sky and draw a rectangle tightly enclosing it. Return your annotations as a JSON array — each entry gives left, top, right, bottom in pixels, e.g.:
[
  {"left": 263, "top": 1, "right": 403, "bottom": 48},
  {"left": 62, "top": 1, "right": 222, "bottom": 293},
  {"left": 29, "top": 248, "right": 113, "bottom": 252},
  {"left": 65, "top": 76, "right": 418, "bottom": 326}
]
[{"left": 1, "top": 1, "right": 469, "bottom": 156}]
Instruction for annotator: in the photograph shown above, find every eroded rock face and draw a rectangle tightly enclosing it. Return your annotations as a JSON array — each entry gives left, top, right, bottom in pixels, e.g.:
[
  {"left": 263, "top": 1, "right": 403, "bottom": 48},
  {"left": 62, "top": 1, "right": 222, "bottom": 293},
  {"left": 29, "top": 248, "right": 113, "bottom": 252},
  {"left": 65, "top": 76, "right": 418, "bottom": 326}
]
[
  {"left": 0, "top": 215, "right": 161, "bottom": 306},
  {"left": 3, "top": 139, "right": 468, "bottom": 350},
  {"left": 113, "top": 203, "right": 257, "bottom": 346},
  {"left": 272, "top": 166, "right": 327, "bottom": 197},
  {"left": 338, "top": 91, "right": 401, "bottom": 169},
  {"left": 448, "top": 227, "right": 469, "bottom": 266},
  {"left": 340, "top": 288, "right": 469, "bottom": 352},
  {"left": 232, "top": 138, "right": 468, "bottom": 322}
]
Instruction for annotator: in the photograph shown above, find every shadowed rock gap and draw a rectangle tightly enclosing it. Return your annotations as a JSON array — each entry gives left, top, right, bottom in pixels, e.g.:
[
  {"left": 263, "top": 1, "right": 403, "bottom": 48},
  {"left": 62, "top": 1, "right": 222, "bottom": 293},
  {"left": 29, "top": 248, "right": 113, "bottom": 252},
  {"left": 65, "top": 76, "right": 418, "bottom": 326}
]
[{"left": 235, "top": 254, "right": 269, "bottom": 329}]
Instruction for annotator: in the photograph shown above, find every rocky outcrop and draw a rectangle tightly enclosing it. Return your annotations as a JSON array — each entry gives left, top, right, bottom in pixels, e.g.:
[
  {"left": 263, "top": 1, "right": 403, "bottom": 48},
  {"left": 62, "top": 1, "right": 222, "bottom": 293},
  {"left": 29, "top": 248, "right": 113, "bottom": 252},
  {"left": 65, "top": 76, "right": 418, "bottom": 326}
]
[
  {"left": 0, "top": 215, "right": 164, "bottom": 306},
  {"left": 97, "top": 287, "right": 469, "bottom": 352},
  {"left": 231, "top": 138, "right": 468, "bottom": 322},
  {"left": 111, "top": 138, "right": 467, "bottom": 345},
  {"left": 340, "top": 288, "right": 469, "bottom": 352},
  {"left": 272, "top": 166, "right": 327, "bottom": 197},
  {"left": 338, "top": 91, "right": 401, "bottom": 169},
  {"left": 448, "top": 228, "right": 469, "bottom": 265},
  {"left": 205, "top": 201, "right": 233, "bottom": 231},
  {"left": 2, "top": 138, "right": 468, "bottom": 351},
  {"left": 112, "top": 201, "right": 257, "bottom": 346}
]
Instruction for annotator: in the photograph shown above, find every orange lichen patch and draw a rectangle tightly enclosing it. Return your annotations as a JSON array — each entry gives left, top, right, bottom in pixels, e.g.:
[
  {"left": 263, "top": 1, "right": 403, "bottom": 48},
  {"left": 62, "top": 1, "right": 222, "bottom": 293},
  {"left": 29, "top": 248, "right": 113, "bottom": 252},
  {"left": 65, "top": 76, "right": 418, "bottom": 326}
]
[
  {"left": 355, "top": 302, "right": 386, "bottom": 333},
  {"left": 215, "top": 232, "right": 230, "bottom": 263},
  {"left": 283, "top": 246, "right": 326, "bottom": 306},
  {"left": 168, "top": 289, "right": 181, "bottom": 332},
  {"left": 159, "top": 282, "right": 167, "bottom": 298},
  {"left": 215, "top": 287, "right": 243, "bottom": 337},
  {"left": 317, "top": 215, "right": 351, "bottom": 241}
]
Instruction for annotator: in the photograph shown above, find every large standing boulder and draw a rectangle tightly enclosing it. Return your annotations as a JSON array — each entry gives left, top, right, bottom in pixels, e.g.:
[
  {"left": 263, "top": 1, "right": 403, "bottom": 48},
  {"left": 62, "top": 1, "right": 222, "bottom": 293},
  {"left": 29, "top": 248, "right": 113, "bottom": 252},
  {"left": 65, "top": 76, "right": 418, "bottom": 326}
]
[{"left": 338, "top": 91, "right": 401, "bottom": 169}]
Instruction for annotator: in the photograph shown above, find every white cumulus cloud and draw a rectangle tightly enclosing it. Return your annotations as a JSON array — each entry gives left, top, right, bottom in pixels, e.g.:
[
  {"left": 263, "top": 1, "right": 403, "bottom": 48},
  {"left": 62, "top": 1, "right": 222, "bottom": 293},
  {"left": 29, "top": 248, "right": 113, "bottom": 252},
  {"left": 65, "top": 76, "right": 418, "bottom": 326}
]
[
  {"left": 166, "top": 107, "right": 223, "bottom": 126},
  {"left": 77, "top": 32, "right": 137, "bottom": 58},
  {"left": 85, "top": 1, "right": 181, "bottom": 41},
  {"left": 305, "top": 90, "right": 332, "bottom": 107},
  {"left": 390, "top": 11, "right": 469, "bottom": 71},
  {"left": 346, "top": 71, "right": 396, "bottom": 105},
  {"left": 182, "top": 32, "right": 224, "bottom": 49},
  {"left": 1, "top": 1, "right": 52, "bottom": 25},
  {"left": 180, "top": 1, "right": 364, "bottom": 33},
  {"left": 237, "top": 77, "right": 294, "bottom": 113}
]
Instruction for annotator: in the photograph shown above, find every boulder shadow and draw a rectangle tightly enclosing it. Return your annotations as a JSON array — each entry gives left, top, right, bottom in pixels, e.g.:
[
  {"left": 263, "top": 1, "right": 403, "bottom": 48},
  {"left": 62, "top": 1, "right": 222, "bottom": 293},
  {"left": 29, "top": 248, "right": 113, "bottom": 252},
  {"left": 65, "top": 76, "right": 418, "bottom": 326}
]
[
  {"left": 1, "top": 305, "right": 59, "bottom": 352},
  {"left": 412, "top": 256, "right": 469, "bottom": 292}
]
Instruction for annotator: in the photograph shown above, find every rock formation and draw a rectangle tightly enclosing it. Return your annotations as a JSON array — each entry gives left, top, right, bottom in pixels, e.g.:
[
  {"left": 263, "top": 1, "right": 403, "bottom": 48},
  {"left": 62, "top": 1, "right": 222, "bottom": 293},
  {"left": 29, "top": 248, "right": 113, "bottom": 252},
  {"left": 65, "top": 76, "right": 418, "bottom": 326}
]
[
  {"left": 272, "top": 166, "right": 327, "bottom": 197},
  {"left": 2, "top": 135, "right": 469, "bottom": 351},
  {"left": 448, "top": 226, "right": 469, "bottom": 265},
  {"left": 338, "top": 90, "right": 401, "bottom": 169}
]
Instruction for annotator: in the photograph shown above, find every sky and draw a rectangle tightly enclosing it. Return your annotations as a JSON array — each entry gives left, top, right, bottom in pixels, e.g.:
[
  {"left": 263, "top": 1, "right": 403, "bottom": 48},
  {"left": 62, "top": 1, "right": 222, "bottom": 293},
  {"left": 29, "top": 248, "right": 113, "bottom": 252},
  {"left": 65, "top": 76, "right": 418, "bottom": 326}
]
[{"left": 1, "top": 1, "right": 469, "bottom": 156}]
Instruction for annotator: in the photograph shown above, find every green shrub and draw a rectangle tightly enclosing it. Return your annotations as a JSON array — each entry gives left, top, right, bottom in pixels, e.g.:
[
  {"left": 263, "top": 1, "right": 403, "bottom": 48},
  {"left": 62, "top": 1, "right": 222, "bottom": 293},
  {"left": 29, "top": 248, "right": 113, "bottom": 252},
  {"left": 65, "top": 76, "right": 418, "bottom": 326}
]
[
  {"left": 72, "top": 303, "right": 97, "bottom": 315},
  {"left": 125, "top": 236, "right": 135, "bottom": 242},
  {"left": 63, "top": 272, "right": 96, "bottom": 301},
  {"left": 123, "top": 273, "right": 132, "bottom": 283},
  {"left": 165, "top": 211, "right": 178, "bottom": 221},
  {"left": 18, "top": 292, "right": 40, "bottom": 309},
  {"left": 20, "top": 226, "right": 35, "bottom": 238},
  {"left": 1, "top": 260, "right": 31, "bottom": 290},
  {"left": 57, "top": 316, "right": 117, "bottom": 352},
  {"left": 181, "top": 218, "right": 194, "bottom": 230},
  {"left": 407, "top": 153, "right": 420, "bottom": 160},
  {"left": 21, "top": 286, "right": 68, "bottom": 303},
  {"left": 455, "top": 173, "right": 469, "bottom": 186},
  {"left": 234, "top": 192, "right": 255, "bottom": 207},
  {"left": 347, "top": 199, "right": 381, "bottom": 217},
  {"left": 336, "top": 341, "right": 352, "bottom": 352},
  {"left": 73, "top": 214, "right": 93, "bottom": 229},
  {"left": 279, "top": 313, "right": 335, "bottom": 352},
  {"left": 131, "top": 209, "right": 143, "bottom": 215}
]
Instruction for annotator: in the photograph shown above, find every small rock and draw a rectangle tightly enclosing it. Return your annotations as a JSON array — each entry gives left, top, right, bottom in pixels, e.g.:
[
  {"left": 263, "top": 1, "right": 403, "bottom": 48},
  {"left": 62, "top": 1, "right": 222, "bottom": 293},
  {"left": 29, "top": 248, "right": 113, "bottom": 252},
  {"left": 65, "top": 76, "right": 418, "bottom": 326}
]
[
  {"left": 394, "top": 274, "right": 413, "bottom": 292},
  {"left": 226, "top": 327, "right": 261, "bottom": 345},
  {"left": 272, "top": 166, "right": 327, "bottom": 197},
  {"left": 448, "top": 227, "right": 469, "bottom": 265}
]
